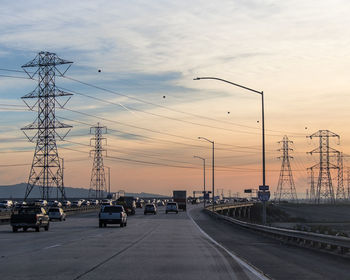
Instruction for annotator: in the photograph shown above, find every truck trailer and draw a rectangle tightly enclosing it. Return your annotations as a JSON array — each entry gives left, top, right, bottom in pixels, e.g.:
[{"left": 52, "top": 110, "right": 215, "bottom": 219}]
[{"left": 173, "top": 190, "right": 187, "bottom": 211}]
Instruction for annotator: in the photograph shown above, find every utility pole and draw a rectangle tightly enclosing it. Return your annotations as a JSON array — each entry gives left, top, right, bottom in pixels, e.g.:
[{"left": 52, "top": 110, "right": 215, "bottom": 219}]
[
  {"left": 307, "top": 130, "right": 339, "bottom": 204},
  {"left": 275, "top": 136, "right": 298, "bottom": 202},
  {"left": 21, "top": 51, "right": 73, "bottom": 201},
  {"left": 89, "top": 123, "right": 107, "bottom": 200}
]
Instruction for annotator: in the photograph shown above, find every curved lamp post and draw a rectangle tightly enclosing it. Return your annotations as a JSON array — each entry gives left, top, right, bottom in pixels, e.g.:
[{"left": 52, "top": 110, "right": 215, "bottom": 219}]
[
  {"left": 198, "top": 137, "right": 214, "bottom": 212},
  {"left": 194, "top": 77, "right": 267, "bottom": 224},
  {"left": 193, "top": 155, "right": 206, "bottom": 208}
]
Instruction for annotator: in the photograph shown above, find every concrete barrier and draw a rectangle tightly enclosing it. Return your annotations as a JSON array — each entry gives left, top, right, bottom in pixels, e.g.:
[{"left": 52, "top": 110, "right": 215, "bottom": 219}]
[{"left": 0, "top": 205, "right": 100, "bottom": 224}]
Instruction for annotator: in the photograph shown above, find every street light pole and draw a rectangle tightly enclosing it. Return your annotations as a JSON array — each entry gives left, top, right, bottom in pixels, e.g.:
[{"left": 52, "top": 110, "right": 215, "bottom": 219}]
[
  {"left": 194, "top": 155, "right": 206, "bottom": 208},
  {"left": 198, "top": 137, "right": 214, "bottom": 212},
  {"left": 195, "top": 77, "right": 267, "bottom": 224},
  {"left": 105, "top": 166, "right": 111, "bottom": 195}
]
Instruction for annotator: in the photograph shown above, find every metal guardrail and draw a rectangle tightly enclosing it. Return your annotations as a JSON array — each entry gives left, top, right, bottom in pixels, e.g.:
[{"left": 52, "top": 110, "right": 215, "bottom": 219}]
[
  {"left": 210, "top": 202, "right": 254, "bottom": 212},
  {"left": 206, "top": 206, "right": 350, "bottom": 255}
]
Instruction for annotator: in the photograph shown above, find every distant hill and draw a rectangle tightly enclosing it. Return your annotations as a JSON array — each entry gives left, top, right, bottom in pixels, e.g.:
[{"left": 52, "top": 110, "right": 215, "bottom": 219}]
[{"left": 0, "top": 183, "right": 168, "bottom": 200}]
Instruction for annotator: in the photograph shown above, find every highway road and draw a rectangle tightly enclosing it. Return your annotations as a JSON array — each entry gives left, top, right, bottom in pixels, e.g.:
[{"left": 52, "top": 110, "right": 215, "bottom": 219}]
[
  {"left": 191, "top": 206, "right": 350, "bottom": 280},
  {"left": 0, "top": 206, "right": 265, "bottom": 280},
  {"left": 1, "top": 205, "right": 349, "bottom": 279}
]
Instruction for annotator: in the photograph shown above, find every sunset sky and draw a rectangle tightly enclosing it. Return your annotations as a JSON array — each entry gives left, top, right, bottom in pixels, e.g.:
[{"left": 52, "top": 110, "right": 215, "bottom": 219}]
[{"left": 0, "top": 0, "right": 350, "bottom": 197}]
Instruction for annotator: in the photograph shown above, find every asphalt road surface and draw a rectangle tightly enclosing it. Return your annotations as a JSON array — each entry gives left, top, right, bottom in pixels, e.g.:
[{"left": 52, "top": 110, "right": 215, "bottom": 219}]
[
  {"left": 0, "top": 206, "right": 265, "bottom": 280},
  {"left": 190, "top": 206, "right": 350, "bottom": 280}
]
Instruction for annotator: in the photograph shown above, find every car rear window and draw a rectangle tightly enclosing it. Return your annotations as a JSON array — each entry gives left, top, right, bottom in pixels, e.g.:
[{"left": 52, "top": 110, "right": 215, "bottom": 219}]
[
  {"left": 49, "top": 209, "right": 59, "bottom": 212},
  {"left": 103, "top": 206, "right": 122, "bottom": 213},
  {"left": 168, "top": 203, "right": 176, "bottom": 206},
  {"left": 19, "top": 208, "right": 42, "bottom": 214}
]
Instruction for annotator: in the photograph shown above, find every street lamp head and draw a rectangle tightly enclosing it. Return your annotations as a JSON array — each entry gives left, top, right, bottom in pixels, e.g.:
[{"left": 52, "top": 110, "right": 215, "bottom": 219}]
[{"left": 193, "top": 77, "right": 201, "bottom": 80}]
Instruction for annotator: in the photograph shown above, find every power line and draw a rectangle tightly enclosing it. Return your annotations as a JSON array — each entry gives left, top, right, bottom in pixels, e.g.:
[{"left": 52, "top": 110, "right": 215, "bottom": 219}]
[
  {"left": 0, "top": 67, "right": 308, "bottom": 138},
  {"left": 59, "top": 86, "right": 282, "bottom": 137},
  {"left": 61, "top": 109, "right": 271, "bottom": 154},
  {"left": 61, "top": 74, "right": 307, "bottom": 137}
]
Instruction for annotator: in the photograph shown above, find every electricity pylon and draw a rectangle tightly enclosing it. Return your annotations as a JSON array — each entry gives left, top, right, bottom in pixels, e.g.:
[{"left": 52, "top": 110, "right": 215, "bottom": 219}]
[
  {"left": 21, "top": 51, "right": 73, "bottom": 201},
  {"left": 89, "top": 123, "right": 107, "bottom": 199},
  {"left": 307, "top": 130, "right": 339, "bottom": 204},
  {"left": 275, "top": 136, "right": 298, "bottom": 202},
  {"left": 307, "top": 166, "right": 316, "bottom": 203},
  {"left": 336, "top": 152, "right": 346, "bottom": 200},
  {"left": 347, "top": 168, "right": 350, "bottom": 200}
]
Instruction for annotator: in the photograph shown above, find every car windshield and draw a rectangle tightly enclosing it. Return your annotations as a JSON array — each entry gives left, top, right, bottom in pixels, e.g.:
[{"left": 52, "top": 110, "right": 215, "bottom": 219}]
[{"left": 103, "top": 206, "right": 122, "bottom": 213}]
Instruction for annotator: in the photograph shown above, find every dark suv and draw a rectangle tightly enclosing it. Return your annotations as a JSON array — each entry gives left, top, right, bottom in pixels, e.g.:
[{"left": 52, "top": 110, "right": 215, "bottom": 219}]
[{"left": 144, "top": 203, "right": 157, "bottom": 215}]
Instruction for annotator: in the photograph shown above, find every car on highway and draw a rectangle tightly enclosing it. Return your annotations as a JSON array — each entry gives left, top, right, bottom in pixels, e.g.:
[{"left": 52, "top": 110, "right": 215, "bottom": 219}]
[
  {"left": 34, "top": 199, "right": 48, "bottom": 207},
  {"left": 81, "top": 200, "right": 91, "bottom": 206},
  {"left": 89, "top": 199, "right": 99, "bottom": 205},
  {"left": 99, "top": 205, "right": 127, "bottom": 228},
  {"left": 101, "top": 199, "right": 113, "bottom": 206},
  {"left": 0, "top": 200, "right": 14, "bottom": 208},
  {"left": 62, "top": 200, "right": 71, "bottom": 207},
  {"left": 71, "top": 200, "right": 82, "bottom": 207},
  {"left": 48, "top": 200, "right": 62, "bottom": 207},
  {"left": 157, "top": 200, "right": 165, "bottom": 207},
  {"left": 144, "top": 203, "right": 157, "bottom": 215},
  {"left": 136, "top": 200, "right": 144, "bottom": 208},
  {"left": 165, "top": 202, "right": 179, "bottom": 214},
  {"left": 10, "top": 206, "right": 49, "bottom": 232},
  {"left": 48, "top": 207, "right": 66, "bottom": 221},
  {"left": 117, "top": 196, "right": 136, "bottom": 215}
]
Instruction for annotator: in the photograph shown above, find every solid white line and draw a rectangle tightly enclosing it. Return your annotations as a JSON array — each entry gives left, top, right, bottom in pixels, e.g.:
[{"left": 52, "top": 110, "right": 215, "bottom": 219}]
[
  {"left": 43, "top": 244, "right": 62, "bottom": 250},
  {"left": 188, "top": 210, "right": 270, "bottom": 280}
]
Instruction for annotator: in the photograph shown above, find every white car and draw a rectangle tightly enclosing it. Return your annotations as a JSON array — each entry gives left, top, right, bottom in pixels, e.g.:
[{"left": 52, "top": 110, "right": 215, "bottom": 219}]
[
  {"left": 0, "top": 200, "right": 13, "bottom": 208},
  {"left": 99, "top": 205, "right": 127, "bottom": 228},
  {"left": 72, "top": 200, "right": 82, "bottom": 207},
  {"left": 48, "top": 207, "right": 66, "bottom": 221},
  {"left": 62, "top": 200, "right": 71, "bottom": 207},
  {"left": 101, "top": 199, "right": 112, "bottom": 206},
  {"left": 35, "top": 200, "right": 48, "bottom": 206},
  {"left": 166, "top": 202, "right": 179, "bottom": 214}
]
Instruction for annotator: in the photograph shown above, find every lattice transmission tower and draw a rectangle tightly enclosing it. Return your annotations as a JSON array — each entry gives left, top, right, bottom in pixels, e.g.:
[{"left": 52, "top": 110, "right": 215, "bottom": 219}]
[
  {"left": 347, "top": 168, "right": 350, "bottom": 200},
  {"left": 21, "top": 52, "right": 73, "bottom": 201},
  {"left": 336, "top": 152, "right": 346, "bottom": 200},
  {"left": 307, "top": 166, "right": 316, "bottom": 202},
  {"left": 307, "top": 130, "right": 339, "bottom": 204},
  {"left": 89, "top": 123, "right": 107, "bottom": 199},
  {"left": 275, "top": 136, "right": 298, "bottom": 202}
]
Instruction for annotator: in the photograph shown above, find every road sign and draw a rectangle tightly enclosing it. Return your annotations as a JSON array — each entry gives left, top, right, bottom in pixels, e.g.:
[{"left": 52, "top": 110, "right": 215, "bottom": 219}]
[
  {"left": 203, "top": 192, "right": 211, "bottom": 199},
  {"left": 244, "top": 189, "right": 252, "bottom": 193},
  {"left": 258, "top": 191, "right": 270, "bottom": 201},
  {"left": 259, "top": 185, "right": 269, "bottom": 191}
]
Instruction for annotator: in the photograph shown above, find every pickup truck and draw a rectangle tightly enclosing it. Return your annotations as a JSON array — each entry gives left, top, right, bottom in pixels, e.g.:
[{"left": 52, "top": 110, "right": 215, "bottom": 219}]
[
  {"left": 10, "top": 206, "right": 50, "bottom": 232},
  {"left": 99, "top": 205, "right": 127, "bottom": 228}
]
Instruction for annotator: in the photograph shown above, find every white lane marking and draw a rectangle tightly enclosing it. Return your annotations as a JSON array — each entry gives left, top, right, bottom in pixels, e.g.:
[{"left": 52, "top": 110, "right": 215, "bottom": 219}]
[
  {"left": 43, "top": 244, "right": 62, "bottom": 250},
  {"left": 188, "top": 210, "right": 270, "bottom": 280}
]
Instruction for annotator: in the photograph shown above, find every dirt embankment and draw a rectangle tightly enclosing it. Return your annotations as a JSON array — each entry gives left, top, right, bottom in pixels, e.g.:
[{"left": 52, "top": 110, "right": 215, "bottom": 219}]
[{"left": 259, "top": 203, "right": 350, "bottom": 236}]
